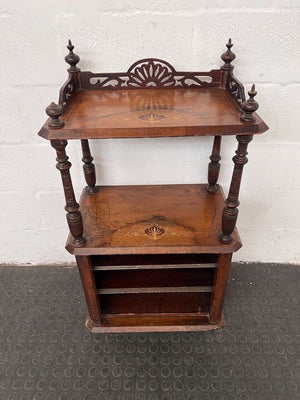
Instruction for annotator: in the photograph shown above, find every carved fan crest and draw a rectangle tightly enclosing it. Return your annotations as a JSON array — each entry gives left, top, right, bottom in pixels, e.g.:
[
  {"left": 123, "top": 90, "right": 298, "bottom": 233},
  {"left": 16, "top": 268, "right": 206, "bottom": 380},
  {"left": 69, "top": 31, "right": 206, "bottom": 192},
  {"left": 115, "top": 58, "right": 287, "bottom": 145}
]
[
  {"left": 81, "top": 58, "right": 220, "bottom": 90},
  {"left": 128, "top": 59, "right": 175, "bottom": 88}
]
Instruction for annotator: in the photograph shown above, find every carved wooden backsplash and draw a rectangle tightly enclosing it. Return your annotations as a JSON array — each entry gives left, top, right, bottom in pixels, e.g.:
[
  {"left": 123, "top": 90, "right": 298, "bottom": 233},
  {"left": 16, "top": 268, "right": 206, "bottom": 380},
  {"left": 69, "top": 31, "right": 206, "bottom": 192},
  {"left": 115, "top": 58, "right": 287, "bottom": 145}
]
[{"left": 80, "top": 58, "right": 222, "bottom": 90}]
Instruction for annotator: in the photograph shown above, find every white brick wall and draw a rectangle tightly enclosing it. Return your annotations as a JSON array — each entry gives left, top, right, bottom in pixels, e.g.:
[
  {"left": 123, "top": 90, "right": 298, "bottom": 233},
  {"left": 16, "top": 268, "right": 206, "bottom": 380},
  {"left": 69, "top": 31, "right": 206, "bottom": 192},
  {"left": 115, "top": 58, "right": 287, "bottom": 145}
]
[{"left": 0, "top": 1, "right": 299, "bottom": 265}]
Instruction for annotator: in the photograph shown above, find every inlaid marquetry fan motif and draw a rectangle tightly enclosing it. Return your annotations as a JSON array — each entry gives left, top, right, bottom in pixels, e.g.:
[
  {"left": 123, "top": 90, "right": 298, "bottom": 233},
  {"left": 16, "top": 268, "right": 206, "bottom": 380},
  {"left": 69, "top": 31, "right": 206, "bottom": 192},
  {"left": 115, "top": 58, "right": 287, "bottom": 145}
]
[{"left": 145, "top": 223, "right": 165, "bottom": 239}]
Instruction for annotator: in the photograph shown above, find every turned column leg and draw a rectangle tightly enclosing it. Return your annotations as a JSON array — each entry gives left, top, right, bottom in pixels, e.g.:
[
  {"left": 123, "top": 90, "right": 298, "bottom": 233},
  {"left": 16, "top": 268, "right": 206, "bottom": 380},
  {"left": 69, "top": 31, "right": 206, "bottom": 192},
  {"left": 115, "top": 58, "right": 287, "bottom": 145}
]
[
  {"left": 220, "top": 135, "right": 253, "bottom": 244},
  {"left": 51, "top": 140, "right": 86, "bottom": 246},
  {"left": 207, "top": 136, "right": 222, "bottom": 194},
  {"left": 81, "top": 139, "right": 97, "bottom": 193},
  {"left": 210, "top": 253, "right": 232, "bottom": 323}
]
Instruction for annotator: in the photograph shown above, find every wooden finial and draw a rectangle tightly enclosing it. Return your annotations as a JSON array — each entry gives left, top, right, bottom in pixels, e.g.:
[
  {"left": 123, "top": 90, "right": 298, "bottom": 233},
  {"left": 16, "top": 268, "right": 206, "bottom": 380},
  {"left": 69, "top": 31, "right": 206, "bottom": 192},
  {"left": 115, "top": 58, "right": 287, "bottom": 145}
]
[
  {"left": 65, "top": 39, "right": 80, "bottom": 72},
  {"left": 240, "top": 84, "right": 259, "bottom": 122},
  {"left": 46, "top": 102, "right": 64, "bottom": 129},
  {"left": 221, "top": 38, "right": 236, "bottom": 70}
]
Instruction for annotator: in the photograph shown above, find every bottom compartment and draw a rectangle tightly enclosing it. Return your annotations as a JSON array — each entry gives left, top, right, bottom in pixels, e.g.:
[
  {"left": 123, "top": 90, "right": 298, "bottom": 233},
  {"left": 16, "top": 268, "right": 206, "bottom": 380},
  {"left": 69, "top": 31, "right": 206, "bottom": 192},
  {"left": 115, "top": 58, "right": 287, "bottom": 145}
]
[
  {"left": 93, "top": 255, "right": 215, "bottom": 318},
  {"left": 75, "top": 252, "right": 232, "bottom": 332}
]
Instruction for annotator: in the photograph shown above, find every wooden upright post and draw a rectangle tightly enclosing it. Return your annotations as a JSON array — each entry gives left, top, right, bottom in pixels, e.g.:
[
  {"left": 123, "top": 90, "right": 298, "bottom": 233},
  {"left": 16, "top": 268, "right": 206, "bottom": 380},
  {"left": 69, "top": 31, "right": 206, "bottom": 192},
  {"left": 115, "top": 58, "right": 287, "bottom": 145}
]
[
  {"left": 220, "top": 135, "right": 253, "bottom": 244},
  {"left": 51, "top": 139, "right": 86, "bottom": 246},
  {"left": 210, "top": 253, "right": 232, "bottom": 323},
  {"left": 207, "top": 136, "right": 222, "bottom": 194},
  {"left": 81, "top": 139, "right": 97, "bottom": 193},
  {"left": 76, "top": 256, "right": 101, "bottom": 324}
]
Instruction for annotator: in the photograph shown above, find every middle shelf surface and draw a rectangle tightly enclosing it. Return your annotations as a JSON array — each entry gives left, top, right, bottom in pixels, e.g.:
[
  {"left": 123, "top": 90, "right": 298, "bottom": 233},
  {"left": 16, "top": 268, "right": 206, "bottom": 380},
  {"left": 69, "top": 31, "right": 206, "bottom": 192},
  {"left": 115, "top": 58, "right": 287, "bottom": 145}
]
[{"left": 66, "top": 183, "right": 241, "bottom": 255}]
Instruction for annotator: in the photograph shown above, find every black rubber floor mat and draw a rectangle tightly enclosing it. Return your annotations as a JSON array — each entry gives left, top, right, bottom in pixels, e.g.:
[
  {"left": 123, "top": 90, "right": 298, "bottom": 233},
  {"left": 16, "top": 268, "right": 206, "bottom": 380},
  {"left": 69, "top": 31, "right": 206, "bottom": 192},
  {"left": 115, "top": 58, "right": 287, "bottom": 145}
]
[{"left": 0, "top": 264, "right": 299, "bottom": 400}]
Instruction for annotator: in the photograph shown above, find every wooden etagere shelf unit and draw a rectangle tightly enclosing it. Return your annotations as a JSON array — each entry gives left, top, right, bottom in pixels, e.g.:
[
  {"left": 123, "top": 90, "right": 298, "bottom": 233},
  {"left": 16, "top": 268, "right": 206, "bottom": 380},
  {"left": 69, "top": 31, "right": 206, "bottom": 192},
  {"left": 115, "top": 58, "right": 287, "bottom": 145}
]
[{"left": 38, "top": 39, "right": 268, "bottom": 332}]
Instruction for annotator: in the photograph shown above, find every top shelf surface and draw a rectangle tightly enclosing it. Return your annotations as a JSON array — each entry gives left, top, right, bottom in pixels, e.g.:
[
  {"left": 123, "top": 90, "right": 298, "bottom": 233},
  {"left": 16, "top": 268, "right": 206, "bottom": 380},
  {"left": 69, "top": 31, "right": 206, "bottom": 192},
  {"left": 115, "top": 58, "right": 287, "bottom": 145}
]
[
  {"left": 39, "top": 87, "right": 268, "bottom": 140},
  {"left": 39, "top": 44, "right": 269, "bottom": 140}
]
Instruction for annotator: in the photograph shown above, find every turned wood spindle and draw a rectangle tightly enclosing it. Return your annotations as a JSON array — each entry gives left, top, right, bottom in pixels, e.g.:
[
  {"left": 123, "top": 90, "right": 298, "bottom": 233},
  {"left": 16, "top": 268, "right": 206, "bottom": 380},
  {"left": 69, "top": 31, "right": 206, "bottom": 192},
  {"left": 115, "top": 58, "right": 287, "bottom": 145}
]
[
  {"left": 81, "top": 139, "right": 97, "bottom": 193},
  {"left": 51, "top": 140, "right": 86, "bottom": 246},
  {"left": 65, "top": 39, "right": 80, "bottom": 73},
  {"left": 46, "top": 102, "right": 64, "bottom": 129},
  {"left": 207, "top": 136, "right": 222, "bottom": 194},
  {"left": 240, "top": 84, "right": 259, "bottom": 122},
  {"left": 221, "top": 38, "right": 236, "bottom": 71},
  {"left": 220, "top": 135, "right": 253, "bottom": 244},
  {"left": 64, "top": 39, "right": 81, "bottom": 90}
]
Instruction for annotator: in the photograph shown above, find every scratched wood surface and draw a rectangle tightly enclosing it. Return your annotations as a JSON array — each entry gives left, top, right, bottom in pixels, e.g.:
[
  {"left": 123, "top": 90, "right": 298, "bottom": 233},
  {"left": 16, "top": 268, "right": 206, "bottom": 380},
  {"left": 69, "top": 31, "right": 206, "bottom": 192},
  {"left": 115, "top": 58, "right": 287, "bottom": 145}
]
[
  {"left": 39, "top": 88, "right": 268, "bottom": 140},
  {"left": 66, "top": 184, "right": 241, "bottom": 255}
]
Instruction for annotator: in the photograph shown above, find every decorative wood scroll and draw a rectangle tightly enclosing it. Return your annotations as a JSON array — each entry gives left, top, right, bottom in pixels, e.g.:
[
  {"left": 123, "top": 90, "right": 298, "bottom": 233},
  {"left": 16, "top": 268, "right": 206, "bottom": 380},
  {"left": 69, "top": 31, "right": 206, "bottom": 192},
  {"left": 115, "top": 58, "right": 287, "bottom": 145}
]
[
  {"left": 225, "top": 71, "right": 246, "bottom": 108},
  {"left": 58, "top": 75, "right": 76, "bottom": 109},
  {"left": 80, "top": 58, "right": 222, "bottom": 90},
  {"left": 58, "top": 40, "right": 80, "bottom": 110}
]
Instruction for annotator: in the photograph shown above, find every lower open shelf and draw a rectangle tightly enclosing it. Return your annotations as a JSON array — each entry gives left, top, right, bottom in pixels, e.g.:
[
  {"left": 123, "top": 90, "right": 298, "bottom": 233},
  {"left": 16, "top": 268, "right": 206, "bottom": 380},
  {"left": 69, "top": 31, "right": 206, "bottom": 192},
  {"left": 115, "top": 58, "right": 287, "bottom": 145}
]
[{"left": 75, "top": 251, "right": 231, "bottom": 332}]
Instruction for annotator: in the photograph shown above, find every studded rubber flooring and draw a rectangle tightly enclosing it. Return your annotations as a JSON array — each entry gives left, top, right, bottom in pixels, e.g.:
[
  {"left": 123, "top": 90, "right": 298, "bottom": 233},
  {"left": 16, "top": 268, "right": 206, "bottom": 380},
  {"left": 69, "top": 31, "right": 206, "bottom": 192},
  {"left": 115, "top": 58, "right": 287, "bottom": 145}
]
[{"left": 0, "top": 264, "right": 299, "bottom": 400}]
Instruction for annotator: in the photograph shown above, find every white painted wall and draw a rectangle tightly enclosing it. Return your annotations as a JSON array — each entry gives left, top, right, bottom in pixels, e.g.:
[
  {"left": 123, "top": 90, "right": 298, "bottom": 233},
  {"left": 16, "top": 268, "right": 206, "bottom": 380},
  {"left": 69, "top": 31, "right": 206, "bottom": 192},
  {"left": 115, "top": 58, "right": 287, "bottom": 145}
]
[{"left": 0, "top": 1, "right": 299, "bottom": 265}]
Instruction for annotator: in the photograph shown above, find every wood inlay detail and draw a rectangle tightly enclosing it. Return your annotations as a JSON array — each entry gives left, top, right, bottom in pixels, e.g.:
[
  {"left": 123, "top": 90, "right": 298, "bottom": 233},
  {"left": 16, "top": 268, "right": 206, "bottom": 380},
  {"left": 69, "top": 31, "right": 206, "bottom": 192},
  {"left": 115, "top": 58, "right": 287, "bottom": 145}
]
[
  {"left": 39, "top": 39, "right": 269, "bottom": 333},
  {"left": 139, "top": 112, "right": 165, "bottom": 121},
  {"left": 145, "top": 223, "right": 165, "bottom": 239}
]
